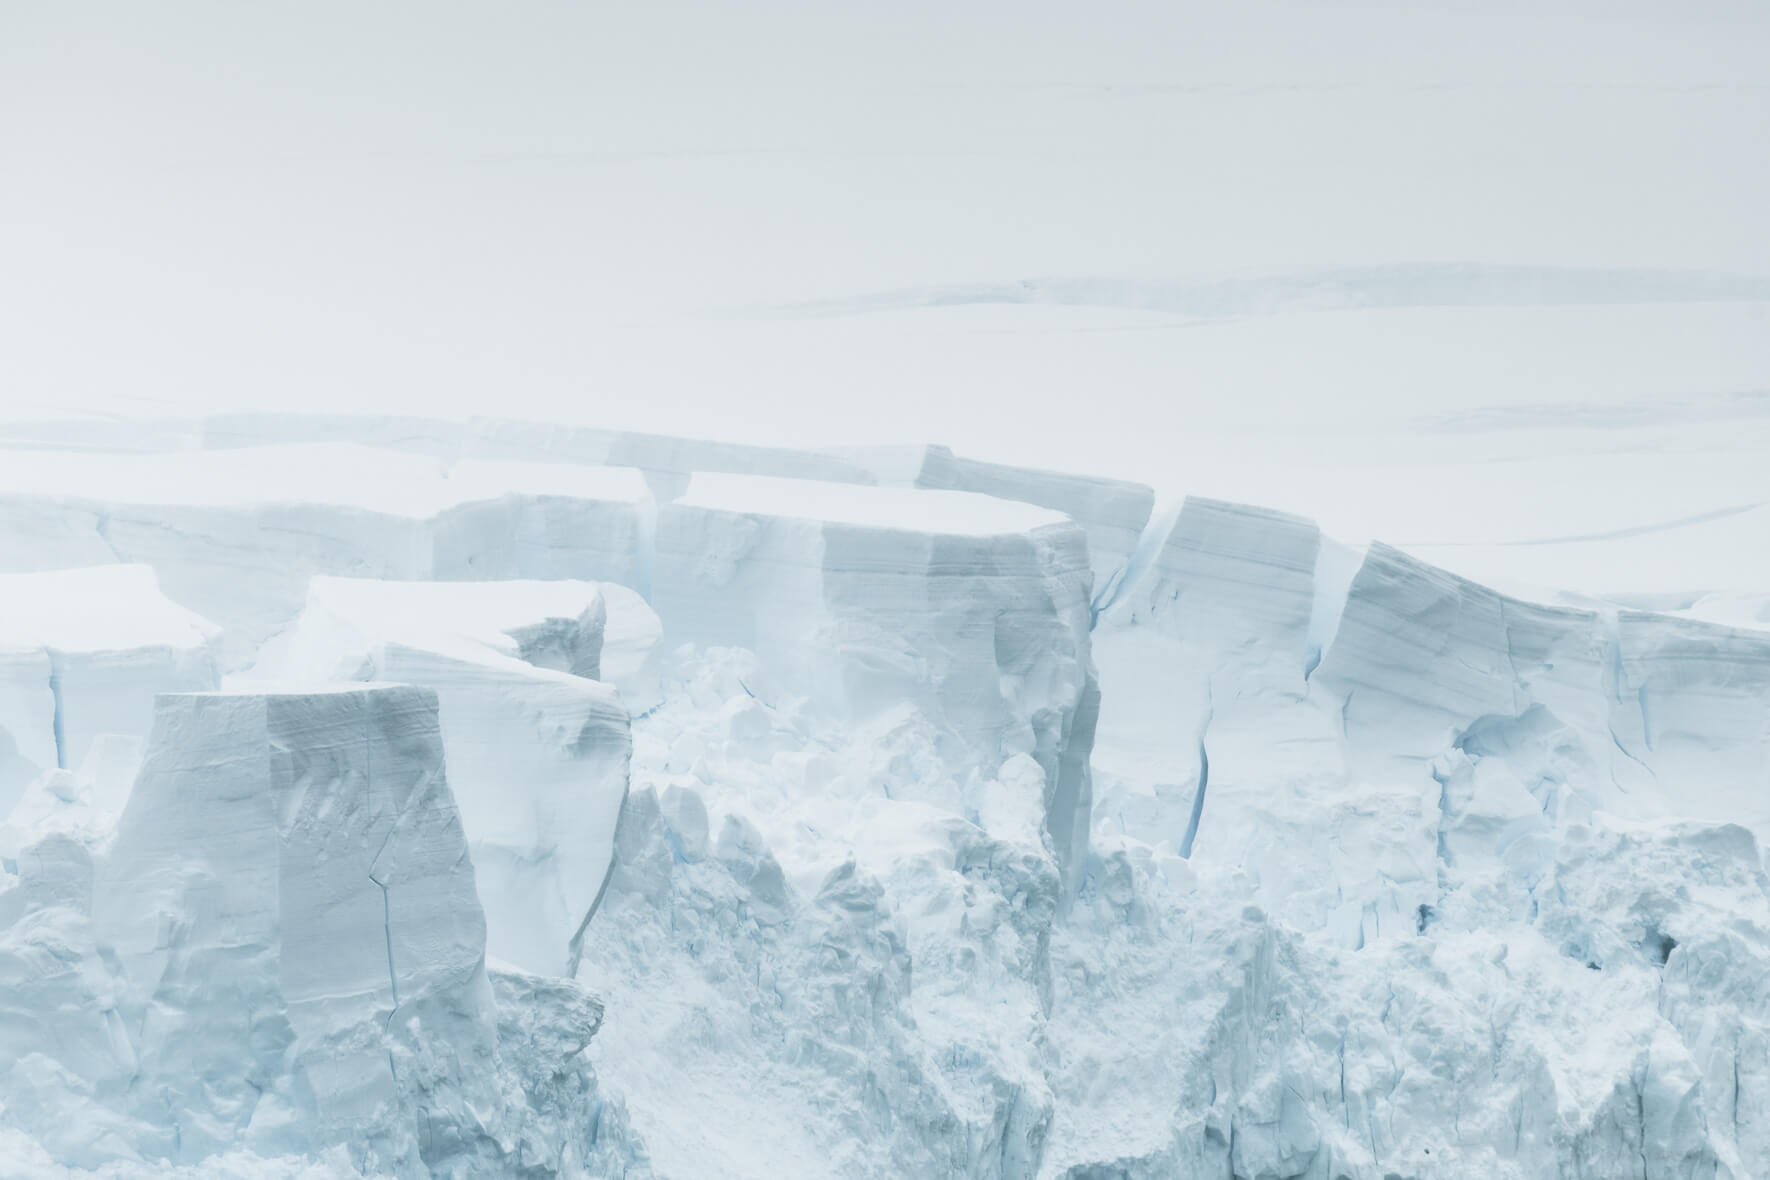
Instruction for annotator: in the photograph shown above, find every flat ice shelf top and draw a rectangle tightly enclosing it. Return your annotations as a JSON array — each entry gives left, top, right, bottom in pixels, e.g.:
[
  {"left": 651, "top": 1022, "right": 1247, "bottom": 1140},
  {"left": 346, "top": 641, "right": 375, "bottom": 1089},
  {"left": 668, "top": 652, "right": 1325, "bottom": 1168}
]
[
  {"left": 677, "top": 472, "right": 1070, "bottom": 537},
  {"left": 299, "top": 576, "right": 605, "bottom": 671},
  {"left": 0, "top": 565, "right": 216, "bottom": 653},
  {"left": 0, "top": 444, "right": 649, "bottom": 517},
  {"left": 308, "top": 576, "right": 601, "bottom": 632}
]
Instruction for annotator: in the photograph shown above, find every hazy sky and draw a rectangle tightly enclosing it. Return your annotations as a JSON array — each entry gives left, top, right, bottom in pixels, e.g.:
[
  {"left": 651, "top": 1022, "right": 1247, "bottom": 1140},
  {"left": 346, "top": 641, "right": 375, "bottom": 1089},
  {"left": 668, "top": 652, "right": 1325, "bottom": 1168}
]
[{"left": 3, "top": 3, "right": 1767, "bottom": 500}]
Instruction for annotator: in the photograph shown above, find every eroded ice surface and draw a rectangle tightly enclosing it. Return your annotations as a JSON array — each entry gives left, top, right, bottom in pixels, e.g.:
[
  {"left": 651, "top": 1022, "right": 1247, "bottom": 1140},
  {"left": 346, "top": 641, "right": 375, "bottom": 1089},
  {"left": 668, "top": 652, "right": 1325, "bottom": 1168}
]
[
  {"left": 0, "top": 684, "right": 646, "bottom": 1178},
  {"left": 0, "top": 566, "right": 218, "bottom": 816},
  {"left": 1, "top": 432, "right": 1769, "bottom": 1179},
  {"left": 253, "top": 578, "right": 640, "bottom": 976},
  {"left": 656, "top": 472, "right": 1098, "bottom": 881}
]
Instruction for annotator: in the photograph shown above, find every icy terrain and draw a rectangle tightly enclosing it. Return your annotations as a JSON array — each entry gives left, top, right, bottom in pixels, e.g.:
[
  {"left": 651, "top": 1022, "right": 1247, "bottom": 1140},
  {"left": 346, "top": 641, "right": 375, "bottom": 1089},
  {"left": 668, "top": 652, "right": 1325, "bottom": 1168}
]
[
  {"left": 0, "top": 419, "right": 1762, "bottom": 1178},
  {"left": 4, "top": 1, "right": 1770, "bottom": 1176}
]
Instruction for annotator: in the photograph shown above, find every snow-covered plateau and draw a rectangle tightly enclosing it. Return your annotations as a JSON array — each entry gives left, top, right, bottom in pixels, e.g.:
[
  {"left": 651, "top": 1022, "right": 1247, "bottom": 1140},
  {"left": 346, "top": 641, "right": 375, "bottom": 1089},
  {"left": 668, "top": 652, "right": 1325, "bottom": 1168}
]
[{"left": 0, "top": 419, "right": 1764, "bottom": 1180}]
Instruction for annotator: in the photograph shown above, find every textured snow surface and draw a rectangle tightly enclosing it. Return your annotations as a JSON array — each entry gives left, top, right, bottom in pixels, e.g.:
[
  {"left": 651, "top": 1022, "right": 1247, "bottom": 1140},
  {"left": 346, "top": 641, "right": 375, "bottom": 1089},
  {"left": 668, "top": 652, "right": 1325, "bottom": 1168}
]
[
  {"left": 0, "top": 685, "right": 648, "bottom": 1179},
  {"left": 0, "top": 414, "right": 1769, "bottom": 1178},
  {"left": 250, "top": 578, "right": 638, "bottom": 976},
  {"left": 0, "top": 444, "right": 649, "bottom": 668}
]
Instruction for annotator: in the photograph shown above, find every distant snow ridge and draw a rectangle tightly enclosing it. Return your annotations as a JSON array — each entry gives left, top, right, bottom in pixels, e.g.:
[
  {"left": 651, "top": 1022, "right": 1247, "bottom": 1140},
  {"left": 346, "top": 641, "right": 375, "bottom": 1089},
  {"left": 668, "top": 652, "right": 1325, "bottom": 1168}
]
[
  {"left": 4, "top": 422, "right": 1770, "bottom": 1178},
  {"left": 760, "top": 263, "right": 1770, "bottom": 320},
  {"left": 654, "top": 472, "right": 1100, "bottom": 883},
  {"left": 0, "top": 411, "right": 1157, "bottom": 598},
  {"left": 1077, "top": 496, "right": 1770, "bottom": 1177}
]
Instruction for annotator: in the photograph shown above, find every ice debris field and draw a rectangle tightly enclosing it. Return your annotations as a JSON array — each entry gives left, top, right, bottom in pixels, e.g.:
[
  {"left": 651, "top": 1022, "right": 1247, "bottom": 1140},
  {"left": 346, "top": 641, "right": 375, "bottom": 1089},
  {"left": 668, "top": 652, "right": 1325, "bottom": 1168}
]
[{"left": 0, "top": 411, "right": 1762, "bottom": 1180}]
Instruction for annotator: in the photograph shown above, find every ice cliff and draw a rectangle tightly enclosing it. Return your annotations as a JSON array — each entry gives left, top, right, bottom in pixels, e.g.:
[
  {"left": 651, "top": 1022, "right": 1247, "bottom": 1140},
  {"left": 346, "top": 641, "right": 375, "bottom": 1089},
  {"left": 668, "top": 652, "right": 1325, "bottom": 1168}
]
[
  {"left": 1, "top": 684, "right": 646, "bottom": 1178},
  {"left": 838, "top": 444, "right": 1155, "bottom": 592},
  {"left": 0, "top": 566, "right": 218, "bottom": 818},
  {"left": 255, "top": 578, "right": 644, "bottom": 977},
  {"left": 653, "top": 473, "right": 1099, "bottom": 881},
  {"left": 2, "top": 424, "right": 1769, "bottom": 1179}
]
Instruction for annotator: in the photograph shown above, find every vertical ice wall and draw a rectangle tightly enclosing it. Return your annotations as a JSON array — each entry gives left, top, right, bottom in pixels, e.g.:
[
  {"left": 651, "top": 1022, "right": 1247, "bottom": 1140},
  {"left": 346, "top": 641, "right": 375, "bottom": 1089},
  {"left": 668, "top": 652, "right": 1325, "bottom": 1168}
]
[
  {"left": 1306, "top": 541, "right": 1770, "bottom": 828},
  {"left": 1104, "top": 496, "right": 1320, "bottom": 690},
  {"left": 653, "top": 474, "right": 1099, "bottom": 881},
  {"left": 0, "top": 566, "right": 218, "bottom": 814},
  {"left": 1608, "top": 609, "right": 1770, "bottom": 824},
  {"left": 261, "top": 578, "right": 643, "bottom": 976},
  {"left": 1092, "top": 498, "right": 1329, "bottom": 863},
  {"left": 0, "top": 445, "right": 649, "bottom": 669},
  {"left": 92, "top": 685, "right": 505, "bottom": 1175},
  {"left": 841, "top": 443, "right": 1155, "bottom": 593}
]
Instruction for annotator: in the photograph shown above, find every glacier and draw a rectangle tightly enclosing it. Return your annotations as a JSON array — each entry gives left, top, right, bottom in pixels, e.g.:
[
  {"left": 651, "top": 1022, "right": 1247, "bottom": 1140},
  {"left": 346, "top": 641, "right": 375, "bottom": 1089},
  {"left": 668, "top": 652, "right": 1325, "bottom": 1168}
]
[
  {"left": 0, "top": 419, "right": 1766, "bottom": 1180},
  {"left": 7, "top": 1, "right": 1769, "bottom": 1172}
]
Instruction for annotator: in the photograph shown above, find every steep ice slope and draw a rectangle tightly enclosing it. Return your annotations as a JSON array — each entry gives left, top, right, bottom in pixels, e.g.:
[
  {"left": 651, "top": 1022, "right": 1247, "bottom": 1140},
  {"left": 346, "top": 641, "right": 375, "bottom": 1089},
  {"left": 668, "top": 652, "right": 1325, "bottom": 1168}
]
[
  {"left": 574, "top": 530, "right": 1770, "bottom": 1180},
  {"left": 255, "top": 578, "right": 640, "bottom": 976},
  {"left": 0, "top": 445, "right": 648, "bottom": 666},
  {"left": 1062, "top": 497, "right": 1770, "bottom": 1177},
  {"left": 1608, "top": 609, "right": 1770, "bottom": 826},
  {"left": 0, "top": 566, "right": 217, "bottom": 814},
  {"left": 1102, "top": 496, "right": 1319, "bottom": 681},
  {"left": 94, "top": 686, "right": 500, "bottom": 1171},
  {"left": 1091, "top": 498, "right": 1330, "bottom": 863},
  {"left": 0, "top": 684, "right": 648, "bottom": 1178},
  {"left": 654, "top": 472, "right": 1099, "bottom": 880}
]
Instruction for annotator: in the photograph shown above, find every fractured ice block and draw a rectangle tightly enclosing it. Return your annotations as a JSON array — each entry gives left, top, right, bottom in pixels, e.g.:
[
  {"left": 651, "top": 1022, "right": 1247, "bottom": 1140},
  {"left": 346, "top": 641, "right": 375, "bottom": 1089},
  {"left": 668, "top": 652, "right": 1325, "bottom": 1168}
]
[
  {"left": 0, "top": 565, "right": 217, "bottom": 813},
  {"left": 654, "top": 472, "right": 1098, "bottom": 878},
  {"left": 258, "top": 577, "right": 641, "bottom": 975},
  {"left": 92, "top": 684, "right": 503, "bottom": 1173}
]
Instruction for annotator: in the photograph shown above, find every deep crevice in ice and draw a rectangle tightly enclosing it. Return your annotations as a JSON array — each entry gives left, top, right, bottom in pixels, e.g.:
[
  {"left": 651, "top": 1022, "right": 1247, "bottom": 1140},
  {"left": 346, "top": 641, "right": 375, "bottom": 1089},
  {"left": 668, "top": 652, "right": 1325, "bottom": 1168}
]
[
  {"left": 1088, "top": 494, "right": 1180, "bottom": 624},
  {"left": 1178, "top": 735, "right": 1207, "bottom": 860},
  {"left": 44, "top": 651, "right": 66, "bottom": 771}
]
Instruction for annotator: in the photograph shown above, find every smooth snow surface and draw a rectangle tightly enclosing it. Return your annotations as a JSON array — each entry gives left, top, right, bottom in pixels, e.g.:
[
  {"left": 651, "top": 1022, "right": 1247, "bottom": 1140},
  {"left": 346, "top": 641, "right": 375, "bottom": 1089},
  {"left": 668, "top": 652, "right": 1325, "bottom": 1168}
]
[{"left": 654, "top": 474, "right": 1098, "bottom": 884}]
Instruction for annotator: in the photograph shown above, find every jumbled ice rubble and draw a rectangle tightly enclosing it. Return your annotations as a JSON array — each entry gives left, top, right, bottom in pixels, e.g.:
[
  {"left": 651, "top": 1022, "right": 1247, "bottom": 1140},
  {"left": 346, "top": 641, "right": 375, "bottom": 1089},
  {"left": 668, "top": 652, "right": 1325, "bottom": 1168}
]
[{"left": 1, "top": 417, "right": 1769, "bottom": 1180}]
